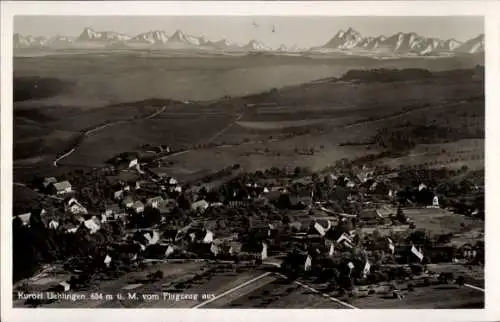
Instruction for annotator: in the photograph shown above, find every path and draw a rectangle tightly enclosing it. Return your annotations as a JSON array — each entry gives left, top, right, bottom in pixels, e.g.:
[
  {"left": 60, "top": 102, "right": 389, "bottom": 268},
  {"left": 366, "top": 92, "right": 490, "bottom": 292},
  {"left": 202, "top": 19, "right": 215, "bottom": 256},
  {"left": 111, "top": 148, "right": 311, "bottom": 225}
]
[
  {"left": 159, "top": 105, "right": 245, "bottom": 161},
  {"left": 53, "top": 105, "right": 168, "bottom": 167},
  {"left": 193, "top": 272, "right": 272, "bottom": 308},
  {"left": 342, "top": 101, "right": 460, "bottom": 130},
  {"left": 274, "top": 272, "right": 359, "bottom": 309},
  {"left": 464, "top": 283, "right": 484, "bottom": 292},
  {"left": 205, "top": 111, "right": 244, "bottom": 145}
]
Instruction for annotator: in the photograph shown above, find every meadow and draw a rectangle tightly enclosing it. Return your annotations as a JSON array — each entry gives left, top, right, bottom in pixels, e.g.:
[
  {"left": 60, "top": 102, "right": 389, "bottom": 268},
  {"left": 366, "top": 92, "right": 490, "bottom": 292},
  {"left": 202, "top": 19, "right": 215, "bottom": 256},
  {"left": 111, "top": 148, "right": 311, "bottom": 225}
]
[{"left": 13, "top": 53, "right": 484, "bottom": 181}]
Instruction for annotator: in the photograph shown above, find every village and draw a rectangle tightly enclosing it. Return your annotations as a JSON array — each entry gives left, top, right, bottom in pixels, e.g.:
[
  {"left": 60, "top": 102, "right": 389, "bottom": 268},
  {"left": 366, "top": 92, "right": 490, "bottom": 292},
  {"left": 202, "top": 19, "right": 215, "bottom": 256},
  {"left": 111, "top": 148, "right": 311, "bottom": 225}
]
[{"left": 12, "top": 144, "right": 485, "bottom": 308}]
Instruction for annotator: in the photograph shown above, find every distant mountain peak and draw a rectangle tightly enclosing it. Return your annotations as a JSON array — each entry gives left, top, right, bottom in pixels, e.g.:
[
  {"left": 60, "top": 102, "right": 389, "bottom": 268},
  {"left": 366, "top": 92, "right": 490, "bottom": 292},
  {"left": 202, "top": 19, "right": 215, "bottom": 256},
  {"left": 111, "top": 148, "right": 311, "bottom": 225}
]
[
  {"left": 130, "top": 30, "right": 169, "bottom": 44},
  {"left": 76, "top": 27, "right": 131, "bottom": 43},
  {"left": 242, "top": 39, "right": 270, "bottom": 51},
  {"left": 13, "top": 27, "right": 485, "bottom": 56}
]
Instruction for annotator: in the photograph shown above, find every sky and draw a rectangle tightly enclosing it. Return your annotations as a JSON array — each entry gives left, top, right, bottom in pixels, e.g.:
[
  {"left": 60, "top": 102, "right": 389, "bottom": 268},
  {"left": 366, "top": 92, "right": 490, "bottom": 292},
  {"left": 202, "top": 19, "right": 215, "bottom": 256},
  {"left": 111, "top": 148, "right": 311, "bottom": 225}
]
[{"left": 14, "top": 16, "right": 484, "bottom": 49}]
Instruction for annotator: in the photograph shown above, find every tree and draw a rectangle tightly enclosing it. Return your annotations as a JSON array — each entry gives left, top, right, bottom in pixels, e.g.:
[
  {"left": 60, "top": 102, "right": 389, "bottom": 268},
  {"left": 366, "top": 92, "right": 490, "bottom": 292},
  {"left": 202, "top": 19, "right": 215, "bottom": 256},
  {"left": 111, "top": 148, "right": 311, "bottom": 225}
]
[
  {"left": 177, "top": 193, "right": 192, "bottom": 210},
  {"left": 396, "top": 205, "right": 407, "bottom": 224}
]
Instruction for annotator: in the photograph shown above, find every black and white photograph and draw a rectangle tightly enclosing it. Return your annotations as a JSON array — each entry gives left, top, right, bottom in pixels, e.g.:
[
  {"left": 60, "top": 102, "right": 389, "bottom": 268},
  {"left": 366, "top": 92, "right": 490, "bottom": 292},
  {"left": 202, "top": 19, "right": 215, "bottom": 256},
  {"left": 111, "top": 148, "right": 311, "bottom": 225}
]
[{"left": 1, "top": 1, "right": 499, "bottom": 320}]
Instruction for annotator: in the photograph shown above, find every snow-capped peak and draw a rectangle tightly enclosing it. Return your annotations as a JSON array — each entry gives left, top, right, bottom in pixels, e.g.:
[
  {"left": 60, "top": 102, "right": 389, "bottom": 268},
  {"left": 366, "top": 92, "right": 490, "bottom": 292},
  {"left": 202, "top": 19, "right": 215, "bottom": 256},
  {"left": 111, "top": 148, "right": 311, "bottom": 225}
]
[
  {"left": 130, "top": 30, "right": 169, "bottom": 44},
  {"left": 455, "top": 33, "right": 484, "bottom": 54},
  {"left": 323, "top": 27, "right": 363, "bottom": 49},
  {"left": 13, "top": 33, "right": 47, "bottom": 48},
  {"left": 242, "top": 39, "right": 270, "bottom": 51},
  {"left": 76, "top": 27, "right": 131, "bottom": 42},
  {"left": 168, "top": 29, "right": 203, "bottom": 46}
]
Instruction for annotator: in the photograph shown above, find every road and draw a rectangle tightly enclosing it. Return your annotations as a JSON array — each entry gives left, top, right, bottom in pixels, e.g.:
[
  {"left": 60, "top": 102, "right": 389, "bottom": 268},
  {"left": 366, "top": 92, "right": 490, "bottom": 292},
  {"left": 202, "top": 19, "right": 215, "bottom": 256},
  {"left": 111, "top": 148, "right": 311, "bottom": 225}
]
[
  {"left": 342, "top": 101, "right": 457, "bottom": 130},
  {"left": 192, "top": 258, "right": 357, "bottom": 309},
  {"left": 205, "top": 110, "right": 244, "bottom": 145},
  {"left": 53, "top": 105, "right": 168, "bottom": 167},
  {"left": 159, "top": 105, "right": 245, "bottom": 161}
]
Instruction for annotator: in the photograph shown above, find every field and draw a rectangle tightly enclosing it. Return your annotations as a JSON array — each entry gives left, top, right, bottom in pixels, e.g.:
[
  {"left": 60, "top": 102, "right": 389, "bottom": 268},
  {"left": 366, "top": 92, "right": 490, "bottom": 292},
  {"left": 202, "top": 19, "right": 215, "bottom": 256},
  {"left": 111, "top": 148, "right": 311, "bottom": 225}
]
[
  {"left": 14, "top": 260, "right": 484, "bottom": 309},
  {"left": 404, "top": 208, "right": 484, "bottom": 236},
  {"left": 14, "top": 55, "right": 484, "bottom": 184}
]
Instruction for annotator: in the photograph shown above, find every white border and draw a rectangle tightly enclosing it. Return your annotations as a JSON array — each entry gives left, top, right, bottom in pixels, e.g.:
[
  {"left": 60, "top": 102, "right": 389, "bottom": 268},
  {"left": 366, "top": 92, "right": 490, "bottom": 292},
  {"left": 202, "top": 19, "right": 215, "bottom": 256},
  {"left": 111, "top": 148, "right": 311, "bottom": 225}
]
[{"left": 1, "top": 2, "right": 499, "bottom": 322}]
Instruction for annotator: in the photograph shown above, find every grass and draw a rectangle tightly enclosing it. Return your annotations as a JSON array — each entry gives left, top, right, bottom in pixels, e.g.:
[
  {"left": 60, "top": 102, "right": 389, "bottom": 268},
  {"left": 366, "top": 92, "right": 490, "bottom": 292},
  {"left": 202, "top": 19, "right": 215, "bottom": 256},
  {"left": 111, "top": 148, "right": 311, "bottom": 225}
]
[
  {"left": 404, "top": 208, "right": 483, "bottom": 235},
  {"left": 14, "top": 56, "right": 484, "bottom": 186}
]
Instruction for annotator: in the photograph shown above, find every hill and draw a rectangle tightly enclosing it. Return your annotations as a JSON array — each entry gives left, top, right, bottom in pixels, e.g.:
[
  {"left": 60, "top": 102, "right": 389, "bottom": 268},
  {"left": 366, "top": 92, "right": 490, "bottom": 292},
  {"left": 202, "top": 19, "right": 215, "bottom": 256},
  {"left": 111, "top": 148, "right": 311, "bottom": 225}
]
[{"left": 14, "top": 65, "right": 484, "bottom": 183}]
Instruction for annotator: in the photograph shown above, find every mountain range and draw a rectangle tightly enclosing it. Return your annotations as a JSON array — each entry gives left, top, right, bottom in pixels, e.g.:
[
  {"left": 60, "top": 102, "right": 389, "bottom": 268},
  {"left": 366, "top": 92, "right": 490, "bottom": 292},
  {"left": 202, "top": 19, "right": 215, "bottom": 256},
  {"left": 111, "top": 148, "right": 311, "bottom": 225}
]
[
  {"left": 314, "top": 27, "right": 484, "bottom": 55},
  {"left": 13, "top": 26, "right": 484, "bottom": 55}
]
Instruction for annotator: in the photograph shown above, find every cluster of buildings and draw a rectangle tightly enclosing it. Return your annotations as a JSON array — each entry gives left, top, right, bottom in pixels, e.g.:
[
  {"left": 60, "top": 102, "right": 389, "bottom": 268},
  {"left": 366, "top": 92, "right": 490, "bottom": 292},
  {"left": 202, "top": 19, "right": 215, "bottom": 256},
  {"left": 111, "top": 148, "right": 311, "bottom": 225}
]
[{"left": 13, "top": 148, "right": 484, "bottom": 296}]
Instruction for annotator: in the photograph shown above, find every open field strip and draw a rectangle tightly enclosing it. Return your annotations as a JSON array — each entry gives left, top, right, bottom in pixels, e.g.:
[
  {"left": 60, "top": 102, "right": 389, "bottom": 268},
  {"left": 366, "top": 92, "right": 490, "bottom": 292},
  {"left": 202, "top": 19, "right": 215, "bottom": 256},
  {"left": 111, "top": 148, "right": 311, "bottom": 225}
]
[
  {"left": 274, "top": 272, "right": 359, "bottom": 309},
  {"left": 194, "top": 272, "right": 272, "bottom": 308}
]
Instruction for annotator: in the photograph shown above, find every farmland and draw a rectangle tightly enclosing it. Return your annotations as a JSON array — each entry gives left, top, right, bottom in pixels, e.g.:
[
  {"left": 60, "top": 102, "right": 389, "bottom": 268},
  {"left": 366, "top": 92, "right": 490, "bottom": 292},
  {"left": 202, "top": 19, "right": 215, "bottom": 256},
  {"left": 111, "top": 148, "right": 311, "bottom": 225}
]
[
  {"left": 13, "top": 53, "right": 484, "bottom": 183},
  {"left": 12, "top": 52, "right": 485, "bottom": 310},
  {"left": 15, "top": 259, "right": 484, "bottom": 309}
]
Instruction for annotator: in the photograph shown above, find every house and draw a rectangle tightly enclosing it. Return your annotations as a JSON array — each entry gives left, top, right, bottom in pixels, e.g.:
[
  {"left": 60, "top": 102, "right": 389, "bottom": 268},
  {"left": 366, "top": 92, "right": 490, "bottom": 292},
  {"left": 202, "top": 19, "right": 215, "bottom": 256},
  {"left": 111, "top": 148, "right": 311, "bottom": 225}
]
[
  {"left": 210, "top": 202, "right": 224, "bottom": 208},
  {"left": 67, "top": 198, "right": 88, "bottom": 215},
  {"left": 132, "top": 201, "right": 145, "bottom": 213},
  {"left": 15, "top": 212, "right": 32, "bottom": 226},
  {"left": 43, "top": 177, "right": 57, "bottom": 189},
  {"left": 52, "top": 181, "right": 72, "bottom": 195},
  {"left": 113, "top": 189, "right": 123, "bottom": 200},
  {"left": 143, "top": 230, "right": 160, "bottom": 245},
  {"left": 103, "top": 204, "right": 121, "bottom": 217},
  {"left": 48, "top": 219, "right": 59, "bottom": 230},
  {"left": 83, "top": 217, "right": 101, "bottom": 234},
  {"left": 167, "top": 177, "right": 178, "bottom": 186},
  {"left": 359, "top": 208, "right": 383, "bottom": 223},
  {"left": 228, "top": 200, "right": 247, "bottom": 208},
  {"left": 146, "top": 196, "right": 164, "bottom": 209},
  {"left": 114, "top": 211, "right": 128, "bottom": 221},
  {"left": 290, "top": 189, "right": 313, "bottom": 208},
  {"left": 458, "top": 244, "right": 477, "bottom": 260},
  {"left": 203, "top": 230, "right": 214, "bottom": 244},
  {"left": 104, "top": 254, "right": 112, "bottom": 267},
  {"left": 123, "top": 196, "right": 134, "bottom": 208},
  {"left": 346, "top": 180, "right": 356, "bottom": 188},
  {"left": 169, "top": 185, "right": 182, "bottom": 193},
  {"left": 128, "top": 158, "right": 138, "bottom": 169},
  {"left": 65, "top": 225, "right": 79, "bottom": 234},
  {"left": 158, "top": 199, "right": 176, "bottom": 215},
  {"left": 55, "top": 281, "right": 71, "bottom": 292},
  {"left": 149, "top": 168, "right": 169, "bottom": 179},
  {"left": 192, "top": 200, "right": 209, "bottom": 213},
  {"left": 228, "top": 241, "right": 243, "bottom": 255}
]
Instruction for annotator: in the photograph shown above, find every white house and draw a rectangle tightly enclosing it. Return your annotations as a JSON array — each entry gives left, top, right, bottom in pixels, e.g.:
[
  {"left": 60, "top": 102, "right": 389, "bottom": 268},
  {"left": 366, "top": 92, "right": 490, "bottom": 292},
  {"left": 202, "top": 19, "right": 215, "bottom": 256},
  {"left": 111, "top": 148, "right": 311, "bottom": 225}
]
[
  {"left": 83, "top": 218, "right": 101, "bottom": 234},
  {"left": 144, "top": 230, "right": 160, "bottom": 245},
  {"left": 132, "top": 201, "right": 145, "bottom": 213},
  {"left": 191, "top": 200, "right": 209, "bottom": 213},
  {"left": 67, "top": 198, "right": 88, "bottom": 215},
  {"left": 16, "top": 212, "right": 32, "bottom": 226},
  {"left": 104, "top": 254, "right": 112, "bottom": 267},
  {"left": 202, "top": 230, "right": 214, "bottom": 244},
  {"left": 123, "top": 196, "right": 134, "bottom": 208},
  {"left": 128, "top": 158, "right": 138, "bottom": 169},
  {"left": 59, "top": 281, "right": 71, "bottom": 292},
  {"left": 43, "top": 177, "right": 57, "bottom": 189},
  {"left": 66, "top": 226, "right": 79, "bottom": 234},
  {"left": 146, "top": 196, "right": 164, "bottom": 209},
  {"left": 52, "top": 181, "right": 72, "bottom": 195},
  {"left": 48, "top": 220, "right": 59, "bottom": 230},
  {"left": 114, "top": 190, "right": 124, "bottom": 200}
]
